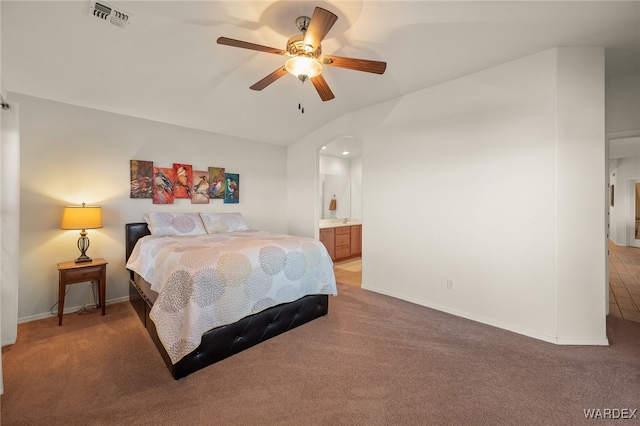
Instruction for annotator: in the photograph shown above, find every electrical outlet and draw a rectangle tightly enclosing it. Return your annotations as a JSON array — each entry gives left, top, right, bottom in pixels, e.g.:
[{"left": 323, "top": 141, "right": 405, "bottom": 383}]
[{"left": 446, "top": 278, "right": 455, "bottom": 290}]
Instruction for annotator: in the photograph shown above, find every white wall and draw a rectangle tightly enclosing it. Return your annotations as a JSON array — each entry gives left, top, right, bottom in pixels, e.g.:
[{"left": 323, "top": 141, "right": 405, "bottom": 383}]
[
  {"left": 14, "top": 93, "right": 287, "bottom": 322},
  {"left": 0, "top": 0, "right": 4, "bottom": 394},
  {"left": 1, "top": 102, "right": 19, "bottom": 346},
  {"left": 287, "top": 47, "right": 608, "bottom": 345},
  {"left": 319, "top": 155, "right": 350, "bottom": 177},
  {"left": 555, "top": 47, "right": 606, "bottom": 341},
  {"left": 606, "top": 72, "right": 640, "bottom": 134},
  {"left": 350, "top": 157, "right": 362, "bottom": 220}
]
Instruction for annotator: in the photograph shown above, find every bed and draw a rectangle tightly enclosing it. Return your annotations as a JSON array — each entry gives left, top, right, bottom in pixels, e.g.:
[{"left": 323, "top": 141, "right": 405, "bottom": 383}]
[{"left": 125, "top": 213, "right": 337, "bottom": 379}]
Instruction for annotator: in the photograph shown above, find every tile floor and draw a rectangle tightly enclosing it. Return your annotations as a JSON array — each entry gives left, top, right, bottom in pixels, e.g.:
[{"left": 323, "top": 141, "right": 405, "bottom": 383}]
[
  {"left": 333, "top": 258, "right": 362, "bottom": 272},
  {"left": 333, "top": 258, "right": 362, "bottom": 286},
  {"left": 609, "top": 241, "right": 640, "bottom": 323},
  {"left": 335, "top": 247, "right": 640, "bottom": 324}
]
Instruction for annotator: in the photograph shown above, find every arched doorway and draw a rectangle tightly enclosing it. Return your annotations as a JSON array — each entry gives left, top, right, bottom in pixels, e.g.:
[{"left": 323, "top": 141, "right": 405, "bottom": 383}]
[{"left": 318, "top": 136, "right": 363, "bottom": 287}]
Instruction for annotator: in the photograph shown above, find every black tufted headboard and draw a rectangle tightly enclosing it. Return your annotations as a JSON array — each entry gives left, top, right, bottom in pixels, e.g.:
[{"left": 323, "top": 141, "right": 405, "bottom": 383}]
[{"left": 125, "top": 222, "right": 151, "bottom": 262}]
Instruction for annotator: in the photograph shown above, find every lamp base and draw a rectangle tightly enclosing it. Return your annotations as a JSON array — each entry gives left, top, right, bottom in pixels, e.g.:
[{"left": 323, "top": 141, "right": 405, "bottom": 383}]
[{"left": 75, "top": 232, "right": 92, "bottom": 263}]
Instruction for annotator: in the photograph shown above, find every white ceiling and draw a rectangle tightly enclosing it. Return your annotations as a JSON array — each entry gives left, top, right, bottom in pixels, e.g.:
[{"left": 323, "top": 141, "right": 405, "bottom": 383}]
[
  {"left": 3, "top": 1, "right": 640, "bottom": 147},
  {"left": 320, "top": 134, "right": 362, "bottom": 159}
]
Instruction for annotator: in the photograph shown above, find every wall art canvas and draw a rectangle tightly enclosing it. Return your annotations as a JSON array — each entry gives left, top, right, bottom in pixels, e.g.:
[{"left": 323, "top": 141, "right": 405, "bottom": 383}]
[
  {"left": 173, "top": 163, "right": 193, "bottom": 199},
  {"left": 224, "top": 173, "right": 240, "bottom": 204},
  {"left": 191, "top": 170, "right": 210, "bottom": 204},
  {"left": 130, "top": 160, "right": 153, "bottom": 198},
  {"left": 208, "top": 167, "right": 226, "bottom": 199},
  {"left": 153, "top": 167, "right": 175, "bottom": 204}
]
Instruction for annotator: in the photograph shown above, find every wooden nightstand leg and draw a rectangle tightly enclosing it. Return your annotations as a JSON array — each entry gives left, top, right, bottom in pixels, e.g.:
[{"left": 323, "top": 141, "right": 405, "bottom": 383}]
[
  {"left": 58, "top": 280, "right": 65, "bottom": 326},
  {"left": 99, "top": 277, "right": 106, "bottom": 316}
]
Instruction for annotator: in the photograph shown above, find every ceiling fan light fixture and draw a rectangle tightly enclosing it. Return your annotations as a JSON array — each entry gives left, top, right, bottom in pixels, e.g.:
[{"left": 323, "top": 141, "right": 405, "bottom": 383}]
[
  {"left": 285, "top": 56, "right": 322, "bottom": 81},
  {"left": 217, "top": 6, "right": 384, "bottom": 101}
]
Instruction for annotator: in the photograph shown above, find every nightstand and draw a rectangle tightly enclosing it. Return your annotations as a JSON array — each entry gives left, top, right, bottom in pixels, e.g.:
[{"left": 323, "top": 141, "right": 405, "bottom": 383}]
[{"left": 57, "top": 258, "right": 108, "bottom": 326}]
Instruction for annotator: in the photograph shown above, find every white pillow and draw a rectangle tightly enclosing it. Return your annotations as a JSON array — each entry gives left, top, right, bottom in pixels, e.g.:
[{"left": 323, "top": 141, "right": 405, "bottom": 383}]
[
  {"left": 145, "top": 212, "right": 207, "bottom": 237},
  {"left": 199, "top": 212, "right": 250, "bottom": 234}
]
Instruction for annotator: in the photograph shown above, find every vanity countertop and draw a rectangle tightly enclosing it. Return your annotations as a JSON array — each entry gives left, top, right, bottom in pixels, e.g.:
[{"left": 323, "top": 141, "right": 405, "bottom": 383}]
[{"left": 319, "top": 219, "right": 362, "bottom": 229}]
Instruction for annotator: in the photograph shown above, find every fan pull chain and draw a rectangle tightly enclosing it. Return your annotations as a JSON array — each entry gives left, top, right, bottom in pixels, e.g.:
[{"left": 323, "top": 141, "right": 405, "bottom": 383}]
[{"left": 297, "top": 82, "right": 305, "bottom": 114}]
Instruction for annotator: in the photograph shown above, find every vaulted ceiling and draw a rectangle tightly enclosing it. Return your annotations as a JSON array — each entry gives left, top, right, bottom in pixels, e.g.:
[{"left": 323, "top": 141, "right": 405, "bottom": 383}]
[{"left": 3, "top": 1, "right": 639, "bottom": 146}]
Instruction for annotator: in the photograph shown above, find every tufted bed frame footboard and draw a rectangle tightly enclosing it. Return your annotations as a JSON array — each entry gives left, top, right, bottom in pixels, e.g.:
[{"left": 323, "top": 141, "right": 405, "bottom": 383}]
[{"left": 125, "top": 222, "right": 329, "bottom": 380}]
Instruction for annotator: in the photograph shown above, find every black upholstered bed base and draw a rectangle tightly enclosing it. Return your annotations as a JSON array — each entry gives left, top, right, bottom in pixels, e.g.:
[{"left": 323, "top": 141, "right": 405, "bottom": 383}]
[{"left": 125, "top": 222, "right": 329, "bottom": 380}]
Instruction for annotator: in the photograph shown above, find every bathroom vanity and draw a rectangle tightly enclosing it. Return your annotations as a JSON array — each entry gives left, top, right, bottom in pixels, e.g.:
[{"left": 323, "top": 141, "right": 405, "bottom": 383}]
[{"left": 319, "top": 219, "right": 362, "bottom": 262}]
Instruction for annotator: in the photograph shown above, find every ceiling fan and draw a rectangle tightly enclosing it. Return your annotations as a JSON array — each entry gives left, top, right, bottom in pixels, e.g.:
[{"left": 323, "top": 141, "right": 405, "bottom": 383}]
[{"left": 217, "top": 6, "right": 386, "bottom": 102}]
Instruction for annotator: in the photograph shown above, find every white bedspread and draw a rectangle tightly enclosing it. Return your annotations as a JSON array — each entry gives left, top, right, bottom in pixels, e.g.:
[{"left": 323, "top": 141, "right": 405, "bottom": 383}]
[{"left": 126, "top": 231, "right": 337, "bottom": 364}]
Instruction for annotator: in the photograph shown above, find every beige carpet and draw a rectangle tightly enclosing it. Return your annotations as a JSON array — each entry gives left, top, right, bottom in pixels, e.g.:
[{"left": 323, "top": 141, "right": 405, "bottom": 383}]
[{"left": 2, "top": 283, "right": 640, "bottom": 425}]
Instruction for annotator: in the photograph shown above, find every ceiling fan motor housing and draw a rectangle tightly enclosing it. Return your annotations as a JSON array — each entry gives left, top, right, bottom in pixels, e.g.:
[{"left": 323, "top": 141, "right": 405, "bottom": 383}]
[
  {"left": 296, "top": 16, "right": 310, "bottom": 33},
  {"left": 286, "top": 35, "right": 321, "bottom": 58}
]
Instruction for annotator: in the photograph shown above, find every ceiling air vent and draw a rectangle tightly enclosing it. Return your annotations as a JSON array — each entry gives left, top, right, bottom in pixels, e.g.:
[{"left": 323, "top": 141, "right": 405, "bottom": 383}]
[{"left": 89, "top": 1, "right": 131, "bottom": 28}]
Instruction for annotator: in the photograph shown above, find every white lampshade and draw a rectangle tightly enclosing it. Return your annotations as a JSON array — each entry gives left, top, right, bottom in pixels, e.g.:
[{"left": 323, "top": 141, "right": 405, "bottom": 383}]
[{"left": 285, "top": 56, "right": 322, "bottom": 80}]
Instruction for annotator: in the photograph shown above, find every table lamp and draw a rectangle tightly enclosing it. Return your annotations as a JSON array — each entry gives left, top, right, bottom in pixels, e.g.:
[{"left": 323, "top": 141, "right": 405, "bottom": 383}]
[{"left": 61, "top": 203, "right": 103, "bottom": 263}]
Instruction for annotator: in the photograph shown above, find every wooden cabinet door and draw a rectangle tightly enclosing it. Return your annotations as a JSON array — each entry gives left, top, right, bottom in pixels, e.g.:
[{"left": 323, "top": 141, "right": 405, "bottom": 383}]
[
  {"left": 350, "top": 225, "right": 362, "bottom": 256},
  {"left": 334, "top": 226, "right": 351, "bottom": 260},
  {"left": 319, "top": 228, "right": 335, "bottom": 260}
]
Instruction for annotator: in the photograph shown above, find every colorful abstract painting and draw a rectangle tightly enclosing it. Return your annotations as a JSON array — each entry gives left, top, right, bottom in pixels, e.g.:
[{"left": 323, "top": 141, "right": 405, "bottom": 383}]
[
  {"left": 191, "top": 170, "right": 210, "bottom": 204},
  {"left": 130, "top": 160, "right": 153, "bottom": 199},
  {"left": 153, "top": 167, "right": 175, "bottom": 204},
  {"left": 224, "top": 173, "right": 239, "bottom": 204},
  {"left": 173, "top": 164, "right": 193, "bottom": 199},
  {"left": 208, "top": 167, "right": 226, "bottom": 199}
]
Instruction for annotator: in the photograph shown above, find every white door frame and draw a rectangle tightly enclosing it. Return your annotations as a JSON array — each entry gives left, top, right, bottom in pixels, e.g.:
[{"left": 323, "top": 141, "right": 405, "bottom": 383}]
[
  {"left": 607, "top": 130, "right": 640, "bottom": 247},
  {"left": 606, "top": 129, "right": 640, "bottom": 317}
]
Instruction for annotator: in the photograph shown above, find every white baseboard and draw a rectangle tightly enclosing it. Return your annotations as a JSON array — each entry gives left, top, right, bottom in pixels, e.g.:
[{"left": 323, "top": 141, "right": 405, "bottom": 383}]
[
  {"left": 1, "top": 338, "right": 16, "bottom": 346},
  {"left": 16, "top": 296, "right": 130, "bottom": 325},
  {"left": 361, "top": 284, "right": 609, "bottom": 347}
]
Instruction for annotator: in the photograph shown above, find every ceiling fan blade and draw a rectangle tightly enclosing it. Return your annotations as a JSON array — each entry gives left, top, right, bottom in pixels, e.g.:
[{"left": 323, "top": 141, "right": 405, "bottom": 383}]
[
  {"left": 322, "top": 55, "right": 387, "bottom": 74},
  {"left": 217, "top": 37, "right": 287, "bottom": 55},
  {"left": 304, "top": 7, "right": 338, "bottom": 51},
  {"left": 250, "top": 67, "right": 288, "bottom": 91},
  {"left": 311, "top": 74, "right": 335, "bottom": 102}
]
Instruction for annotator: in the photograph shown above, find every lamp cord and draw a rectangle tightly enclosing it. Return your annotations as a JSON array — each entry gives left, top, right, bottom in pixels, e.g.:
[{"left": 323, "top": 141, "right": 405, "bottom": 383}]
[{"left": 50, "top": 282, "right": 106, "bottom": 317}]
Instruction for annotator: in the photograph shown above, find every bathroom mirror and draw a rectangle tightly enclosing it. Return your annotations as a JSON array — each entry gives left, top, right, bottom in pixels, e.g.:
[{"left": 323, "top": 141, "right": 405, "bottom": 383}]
[
  {"left": 319, "top": 135, "right": 362, "bottom": 222},
  {"left": 321, "top": 174, "right": 350, "bottom": 219}
]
